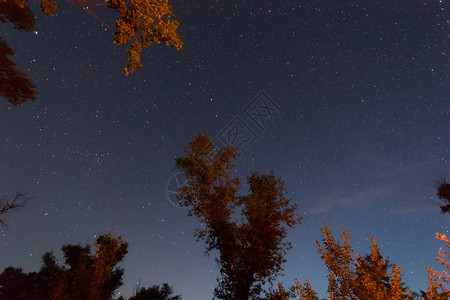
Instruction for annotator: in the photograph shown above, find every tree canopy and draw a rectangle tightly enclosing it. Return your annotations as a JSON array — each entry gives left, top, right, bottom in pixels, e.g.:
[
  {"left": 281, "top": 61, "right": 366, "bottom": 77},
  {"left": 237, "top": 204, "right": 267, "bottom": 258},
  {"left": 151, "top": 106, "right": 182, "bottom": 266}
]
[
  {"left": 424, "top": 233, "right": 450, "bottom": 299},
  {"left": 175, "top": 134, "right": 301, "bottom": 300},
  {"left": 0, "top": 0, "right": 183, "bottom": 105},
  {"left": 0, "top": 233, "right": 186, "bottom": 300},
  {"left": 315, "top": 224, "right": 409, "bottom": 300},
  {"left": 49, "top": 232, "right": 128, "bottom": 300},
  {"left": 129, "top": 283, "right": 181, "bottom": 300},
  {"left": 105, "top": 0, "right": 182, "bottom": 74},
  {"left": 0, "top": 232, "right": 128, "bottom": 300},
  {"left": 436, "top": 178, "right": 450, "bottom": 214},
  {"left": 0, "top": 0, "right": 37, "bottom": 105}
]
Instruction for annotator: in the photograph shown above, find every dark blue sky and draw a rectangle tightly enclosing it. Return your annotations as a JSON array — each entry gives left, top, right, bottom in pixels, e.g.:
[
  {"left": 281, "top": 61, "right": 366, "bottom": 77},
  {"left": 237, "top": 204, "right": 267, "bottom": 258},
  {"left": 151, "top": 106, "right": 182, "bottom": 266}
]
[{"left": 1, "top": 0, "right": 449, "bottom": 298}]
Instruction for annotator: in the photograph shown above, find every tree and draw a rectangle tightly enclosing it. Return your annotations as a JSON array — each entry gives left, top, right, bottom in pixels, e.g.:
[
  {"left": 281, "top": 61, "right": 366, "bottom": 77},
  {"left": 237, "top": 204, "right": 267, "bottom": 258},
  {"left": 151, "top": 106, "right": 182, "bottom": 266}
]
[
  {"left": 37, "top": 251, "right": 60, "bottom": 299},
  {"left": 294, "top": 280, "right": 319, "bottom": 300},
  {"left": 316, "top": 225, "right": 356, "bottom": 299},
  {"left": 260, "top": 282, "right": 295, "bottom": 300},
  {"left": 40, "top": 0, "right": 58, "bottom": 16},
  {"left": 353, "top": 237, "right": 405, "bottom": 300},
  {"left": 417, "top": 177, "right": 450, "bottom": 298},
  {"left": 44, "top": 0, "right": 183, "bottom": 75},
  {"left": 48, "top": 232, "right": 128, "bottom": 300},
  {"left": 0, "top": 191, "right": 30, "bottom": 226},
  {"left": 435, "top": 178, "right": 450, "bottom": 214},
  {"left": 0, "top": 0, "right": 37, "bottom": 105},
  {"left": 175, "top": 134, "right": 301, "bottom": 300},
  {"left": 0, "top": 0, "right": 35, "bottom": 30},
  {"left": 0, "top": 252, "right": 62, "bottom": 300},
  {"left": 316, "top": 224, "right": 409, "bottom": 300},
  {"left": 1, "top": 0, "right": 182, "bottom": 105},
  {"left": 421, "top": 233, "right": 450, "bottom": 299},
  {"left": 0, "top": 233, "right": 128, "bottom": 299},
  {"left": 105, "top": 0, "right": 182, "bottom": 74},
  {"left": 129, "top": 283, "right": 181, "bottom": 300},
  {"left": 0, "top": 267, "right": 39, "bottom": 299}
]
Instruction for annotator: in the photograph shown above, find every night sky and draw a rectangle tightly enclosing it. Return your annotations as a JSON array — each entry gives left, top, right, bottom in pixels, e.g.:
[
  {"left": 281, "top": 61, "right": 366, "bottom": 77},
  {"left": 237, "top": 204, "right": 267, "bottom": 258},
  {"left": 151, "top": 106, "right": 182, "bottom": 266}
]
[{"left": 1, "top": 0, "right": 449, "bottom": 299}]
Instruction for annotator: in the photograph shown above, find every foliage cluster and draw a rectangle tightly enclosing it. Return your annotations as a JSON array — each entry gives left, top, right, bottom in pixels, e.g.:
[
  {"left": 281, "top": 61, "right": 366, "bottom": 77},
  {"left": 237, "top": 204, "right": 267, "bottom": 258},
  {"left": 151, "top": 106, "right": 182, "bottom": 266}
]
[
  {"left": 0, "top": 0, "right": 37, "bottom": 105},
  {"left": 0, "top": 0, "right": 182, "bottom": 105},
  {"left": 175, "top": 134, "right": 301, "bottom": 300},
  {"left": 436, "top": 179, "right": 450, "bottom": 214},
  {"left": 0, "top": 232, "right": 128, "bottom": 300}
]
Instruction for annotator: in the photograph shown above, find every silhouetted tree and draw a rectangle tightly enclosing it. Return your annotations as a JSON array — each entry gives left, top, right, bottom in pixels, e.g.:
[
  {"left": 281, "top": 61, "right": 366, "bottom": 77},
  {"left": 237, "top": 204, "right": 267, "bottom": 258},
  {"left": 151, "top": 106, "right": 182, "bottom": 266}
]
[
  {"left": 260, "top": 283, "right": 295, "bottom": 300},
  {"left": 36, "top": 251, "right": 59, "bottom": 299},
  {"left": 0, "top": 232, "right": 128, "bottom": 299},
  {"left": 0, "top": 252, "right": 65, "bottom": 300},
  {"left": 436, "top": 178, "right": 450, "bottom": 214},
  {"left": 175, "top": 134, "right": 301, "bottom": 300},
  {"left": 0, "top": 0, "right": 35, "bottom": 30},
  {"left": 129, "top": 283, "right": 181, "bottom": 300},
  {"left": 0, "top": 267, "right": 39, "bottom": 299},
  {"left": 0, "top": 191, "right": 30, "bottom": 226},
  {"left": 0, "top": 0, "right": 37, "bottom": 105}
]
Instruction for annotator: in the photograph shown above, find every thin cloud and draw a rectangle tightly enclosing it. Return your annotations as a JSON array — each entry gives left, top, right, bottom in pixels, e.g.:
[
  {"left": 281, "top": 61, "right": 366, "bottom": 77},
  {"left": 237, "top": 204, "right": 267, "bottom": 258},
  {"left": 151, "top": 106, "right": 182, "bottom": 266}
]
[{"left": 308, "top": 182, "right": 397, "bottom": 214}]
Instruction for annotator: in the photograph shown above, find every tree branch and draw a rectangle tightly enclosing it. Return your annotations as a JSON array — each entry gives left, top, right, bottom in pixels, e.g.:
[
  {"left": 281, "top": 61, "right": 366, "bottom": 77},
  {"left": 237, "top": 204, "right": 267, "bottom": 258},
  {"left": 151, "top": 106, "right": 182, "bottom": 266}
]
[{"left": 0, "top": 191, "right": 31, "bottom": 226}]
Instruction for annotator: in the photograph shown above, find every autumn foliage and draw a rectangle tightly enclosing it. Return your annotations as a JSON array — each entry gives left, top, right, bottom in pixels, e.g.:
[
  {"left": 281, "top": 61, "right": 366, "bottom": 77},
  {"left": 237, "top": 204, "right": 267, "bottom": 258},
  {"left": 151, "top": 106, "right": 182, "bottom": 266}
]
[
  {"left": 314, "top": 225, "right": 409, "bottom": 300},
  {"left": 0, "top": 0, "right": 183, "bottom": 105},
  {"left": 48, "top": 232, "right": 128, "bottom": 300},
  {"left": 0, "top": 0, "right": 37, "bottom": 105},
  {"left": 0, "top": 132, "right": 447, "bottom": 299},
  {"left": 0, "top": 232, "right": 128, "bottom": 299},
  {"left": 175, "top": 134, "right": 301, "bottom": 300},
  {"left": 106, "top": 0, "right": 182, "bottom": 74},
  {"left": 424, "top": 233, "right": 450, "bottom": 299}
]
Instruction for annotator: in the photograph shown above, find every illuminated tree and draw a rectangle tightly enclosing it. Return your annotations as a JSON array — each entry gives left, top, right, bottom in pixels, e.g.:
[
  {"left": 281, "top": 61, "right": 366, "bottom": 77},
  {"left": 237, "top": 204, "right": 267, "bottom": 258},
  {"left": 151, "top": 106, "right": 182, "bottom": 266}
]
[
  {"left": 40, "top": 0, "right": 58, "bottom": 16},
  {"left": 316, "top": 225, "right": 356, "bottom": 299},
  {"left": 48, "top": 232, "right": 128, "bottom": 300},
  {"left": 422, "top": 233, "right": 450, "bottom": 299},
  {"left": 175, "top": 134, "right": 301, "bottom": 300},
  {"left": 316, "top": 225, "right": 409, "bottom": 300},
  {"left": 43, "top": 0, "right": 182, "bottom": 74},
  {"left": 295, "top": 280, "right": 319, "bottom": 300},
  {"left": 354, "top": 237, "right": 405, "bottom": 300},
  {"left": 105, "top": 0, "right": 182, "bottom": 74},
  {"left": 1, "top": 0, "right": 182, "bottom": 105}
]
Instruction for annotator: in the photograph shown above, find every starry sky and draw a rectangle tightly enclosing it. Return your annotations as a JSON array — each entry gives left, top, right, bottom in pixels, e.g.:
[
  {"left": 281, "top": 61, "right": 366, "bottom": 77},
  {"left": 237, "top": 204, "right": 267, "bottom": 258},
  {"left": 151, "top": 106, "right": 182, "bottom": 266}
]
[{"left": 0, "top": 0, "right": 449, "bottom": 299}]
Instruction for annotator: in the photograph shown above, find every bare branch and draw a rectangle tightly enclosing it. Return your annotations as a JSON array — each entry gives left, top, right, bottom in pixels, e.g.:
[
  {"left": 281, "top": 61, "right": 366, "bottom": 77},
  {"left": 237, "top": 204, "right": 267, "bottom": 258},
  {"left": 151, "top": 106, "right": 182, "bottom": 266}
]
[{"left": 0, "top": 191, "right": 31, "bottom": 226}]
